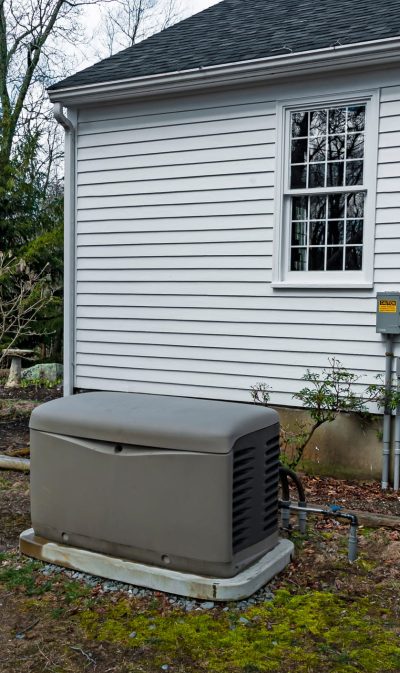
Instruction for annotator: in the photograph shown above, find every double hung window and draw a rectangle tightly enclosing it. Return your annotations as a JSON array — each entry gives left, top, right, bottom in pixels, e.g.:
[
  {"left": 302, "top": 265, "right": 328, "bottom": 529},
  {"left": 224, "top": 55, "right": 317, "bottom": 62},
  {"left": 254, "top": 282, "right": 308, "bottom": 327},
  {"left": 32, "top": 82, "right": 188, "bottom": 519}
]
[{"left": 274, "top": 93, "right": 378, "bottom": 287}]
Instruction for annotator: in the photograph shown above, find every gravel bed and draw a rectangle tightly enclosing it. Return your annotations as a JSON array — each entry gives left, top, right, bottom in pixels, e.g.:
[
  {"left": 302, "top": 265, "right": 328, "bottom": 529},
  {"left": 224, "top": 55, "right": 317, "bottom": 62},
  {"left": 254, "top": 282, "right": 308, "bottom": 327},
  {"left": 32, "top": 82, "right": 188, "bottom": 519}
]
[{"left": 41, "top": 563, "right": 274, "bottom": 609}]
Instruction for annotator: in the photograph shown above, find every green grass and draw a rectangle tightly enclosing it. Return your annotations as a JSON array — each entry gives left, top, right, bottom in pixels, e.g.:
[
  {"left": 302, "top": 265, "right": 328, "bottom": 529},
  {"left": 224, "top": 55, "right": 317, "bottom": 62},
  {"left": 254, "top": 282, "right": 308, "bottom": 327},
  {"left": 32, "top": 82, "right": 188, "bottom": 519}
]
[{"left": 0, "top": 558, "right": 53, "bottom": 596}]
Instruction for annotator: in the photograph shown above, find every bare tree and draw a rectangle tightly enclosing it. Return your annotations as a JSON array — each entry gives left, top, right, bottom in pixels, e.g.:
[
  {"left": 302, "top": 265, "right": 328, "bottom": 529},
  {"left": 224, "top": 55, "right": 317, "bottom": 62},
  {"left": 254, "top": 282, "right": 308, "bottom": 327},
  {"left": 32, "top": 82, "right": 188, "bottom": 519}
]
[
  {"left": 0, "top": 0, "right": 107, "bottom": 170},
  {"left": 98, "top": 0, "right": 182, "bottom": 57},
  {"left": 0, "top": 252, "right": 53, "bottom": 368}
]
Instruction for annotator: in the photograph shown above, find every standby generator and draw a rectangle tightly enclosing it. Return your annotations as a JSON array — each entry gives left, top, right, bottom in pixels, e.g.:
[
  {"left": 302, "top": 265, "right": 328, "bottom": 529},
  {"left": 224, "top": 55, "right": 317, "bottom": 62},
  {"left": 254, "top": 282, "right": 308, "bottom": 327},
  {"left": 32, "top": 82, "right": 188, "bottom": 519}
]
[{"left": 27, "top": 392, "right": 281, "bottom": 579}]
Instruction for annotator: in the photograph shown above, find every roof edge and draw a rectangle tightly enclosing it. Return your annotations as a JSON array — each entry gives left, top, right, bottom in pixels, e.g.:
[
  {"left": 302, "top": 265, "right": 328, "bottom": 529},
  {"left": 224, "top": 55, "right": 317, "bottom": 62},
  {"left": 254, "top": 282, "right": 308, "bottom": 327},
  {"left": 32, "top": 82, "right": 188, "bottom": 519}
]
[{"left": 48, "top": 36, "right": 400, "bottom": 106}]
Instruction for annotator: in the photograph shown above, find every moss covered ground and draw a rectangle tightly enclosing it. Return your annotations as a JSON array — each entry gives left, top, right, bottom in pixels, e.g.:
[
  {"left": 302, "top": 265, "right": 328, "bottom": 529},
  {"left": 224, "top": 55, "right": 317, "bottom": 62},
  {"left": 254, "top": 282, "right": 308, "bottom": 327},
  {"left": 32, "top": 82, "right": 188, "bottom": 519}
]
[
  {"left": 1, "top": 469, "right": 400, "bottom": 672},
  {"left": 1, "top": 492, "right": 400, "bottom": 672}
]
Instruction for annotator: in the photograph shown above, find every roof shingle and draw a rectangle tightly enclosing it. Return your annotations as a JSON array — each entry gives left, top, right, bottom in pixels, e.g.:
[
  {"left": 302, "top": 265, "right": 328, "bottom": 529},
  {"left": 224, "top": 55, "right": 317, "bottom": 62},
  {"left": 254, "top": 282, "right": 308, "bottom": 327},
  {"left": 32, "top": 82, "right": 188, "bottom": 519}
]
[{"left": 49, "top": 0, "right": 400, "bottom": 91}]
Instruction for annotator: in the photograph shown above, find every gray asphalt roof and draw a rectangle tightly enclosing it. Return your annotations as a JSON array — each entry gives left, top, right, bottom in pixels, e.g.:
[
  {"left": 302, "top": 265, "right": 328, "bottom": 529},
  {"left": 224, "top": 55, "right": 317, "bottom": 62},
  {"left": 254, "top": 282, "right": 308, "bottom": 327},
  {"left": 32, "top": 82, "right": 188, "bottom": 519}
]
[{"left": 49, "top": 0, "right": 400, "bottom": 91}]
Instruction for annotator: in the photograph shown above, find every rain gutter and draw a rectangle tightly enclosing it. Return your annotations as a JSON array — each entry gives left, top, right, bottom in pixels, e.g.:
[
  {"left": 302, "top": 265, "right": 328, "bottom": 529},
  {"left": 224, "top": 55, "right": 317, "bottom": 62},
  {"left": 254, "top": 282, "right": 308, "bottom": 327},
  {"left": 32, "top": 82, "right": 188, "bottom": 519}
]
[
  {"left": 47, "top": 36, "right": 400, "bottom": 106},
  {"left": 53, "top": 103, "right": 76, "bottom": 396}
]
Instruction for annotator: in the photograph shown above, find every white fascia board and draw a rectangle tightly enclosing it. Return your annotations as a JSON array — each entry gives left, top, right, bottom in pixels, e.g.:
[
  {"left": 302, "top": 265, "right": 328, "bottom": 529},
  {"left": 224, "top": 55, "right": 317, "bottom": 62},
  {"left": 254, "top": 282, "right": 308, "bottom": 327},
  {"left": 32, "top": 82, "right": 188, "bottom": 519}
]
[{"left": 48, "top": 36, "right": 400, "bottom": 106}]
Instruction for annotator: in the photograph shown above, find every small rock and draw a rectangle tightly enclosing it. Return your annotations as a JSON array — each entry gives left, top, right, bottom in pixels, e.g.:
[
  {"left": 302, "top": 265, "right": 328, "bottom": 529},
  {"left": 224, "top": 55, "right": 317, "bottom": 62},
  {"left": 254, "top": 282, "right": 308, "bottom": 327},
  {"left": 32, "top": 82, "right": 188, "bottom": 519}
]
[
  {"left": 149, "top": 624, "right": 157, "bottom": 631},
  {"left": 200, "top": 601, "right": 215, "bottom": 610},
  {"left": 22, "top": 362, "right": 63, "bottom": 383},
  {"left": 129, "top": 631, "right": 137, "bottom": 639},
  {"left": 236, "top": 601, "right": 247, "bottom": 610},
  {"left": 161, "top": 666, "right": 169, "bottom": 671},
  {"left": 239, "top": 617, "right": 250, "bottom": 625}
]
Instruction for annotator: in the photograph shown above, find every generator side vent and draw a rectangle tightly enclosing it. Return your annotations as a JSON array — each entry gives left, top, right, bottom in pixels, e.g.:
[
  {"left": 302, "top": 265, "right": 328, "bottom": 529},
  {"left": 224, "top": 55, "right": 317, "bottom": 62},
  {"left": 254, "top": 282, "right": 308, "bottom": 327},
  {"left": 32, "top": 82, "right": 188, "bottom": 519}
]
[
  {"left": 232, "top": 446, "right": 255, "bottom": 552},
  {"left": 263, "top": 436, "right": 280, "bottom": 534},
  {"left": 232, "top": 426, "right": 280, "bottom": 554}
]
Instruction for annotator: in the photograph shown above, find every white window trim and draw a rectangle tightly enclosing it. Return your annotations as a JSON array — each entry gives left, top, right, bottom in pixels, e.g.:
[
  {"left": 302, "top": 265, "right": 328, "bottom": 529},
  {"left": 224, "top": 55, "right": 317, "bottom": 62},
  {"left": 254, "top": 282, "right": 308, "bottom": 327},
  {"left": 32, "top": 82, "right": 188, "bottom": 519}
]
[{"left": 272, "top": 89, "right": 380, "bottom": 289}]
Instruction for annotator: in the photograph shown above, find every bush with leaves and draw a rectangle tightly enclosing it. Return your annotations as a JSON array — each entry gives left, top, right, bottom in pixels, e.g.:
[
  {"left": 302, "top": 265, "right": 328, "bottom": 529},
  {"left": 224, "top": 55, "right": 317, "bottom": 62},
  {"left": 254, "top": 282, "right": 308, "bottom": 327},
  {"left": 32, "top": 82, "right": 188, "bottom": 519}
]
[
  {"left": 251, "top": 358, "right": 400, "bottom": 469},
  {"left": 0, "top": 132, "right": 64, "bottom": 360}
]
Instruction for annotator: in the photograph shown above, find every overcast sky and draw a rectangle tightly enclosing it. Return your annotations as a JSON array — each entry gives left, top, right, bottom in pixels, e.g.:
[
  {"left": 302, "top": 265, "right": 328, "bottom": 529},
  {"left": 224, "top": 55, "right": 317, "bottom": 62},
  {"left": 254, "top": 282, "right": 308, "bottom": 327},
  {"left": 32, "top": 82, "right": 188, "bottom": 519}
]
[
  {"left": 79, "top": 0, "right": 222, "bottom": 70},
  {"left": 185, "top": 0, "right": 221, "bottom": 13}
]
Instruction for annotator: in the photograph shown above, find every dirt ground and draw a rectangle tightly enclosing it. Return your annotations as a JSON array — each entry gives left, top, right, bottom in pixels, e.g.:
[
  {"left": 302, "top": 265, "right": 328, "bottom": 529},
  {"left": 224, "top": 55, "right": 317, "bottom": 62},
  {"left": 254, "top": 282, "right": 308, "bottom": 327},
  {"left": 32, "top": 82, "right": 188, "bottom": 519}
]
[{"left": 1, "top": 388, "right": 400, "bottom": 673}]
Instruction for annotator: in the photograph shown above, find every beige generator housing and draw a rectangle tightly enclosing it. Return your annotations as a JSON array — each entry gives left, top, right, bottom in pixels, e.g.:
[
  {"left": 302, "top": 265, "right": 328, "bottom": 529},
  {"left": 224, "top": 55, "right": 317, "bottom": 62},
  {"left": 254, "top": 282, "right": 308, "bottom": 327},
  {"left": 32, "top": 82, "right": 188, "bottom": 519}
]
[{"left": 27, "top": 392, "right": 280, "bottom": 579}]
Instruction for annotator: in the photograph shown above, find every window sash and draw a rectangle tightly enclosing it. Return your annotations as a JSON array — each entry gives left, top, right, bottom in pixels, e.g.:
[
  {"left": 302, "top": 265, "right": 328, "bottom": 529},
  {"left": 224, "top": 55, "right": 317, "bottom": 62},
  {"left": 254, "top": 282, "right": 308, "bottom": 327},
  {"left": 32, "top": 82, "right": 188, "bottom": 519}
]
[{"left": 283, "top": 104, "right": 368, "bottom": 275}]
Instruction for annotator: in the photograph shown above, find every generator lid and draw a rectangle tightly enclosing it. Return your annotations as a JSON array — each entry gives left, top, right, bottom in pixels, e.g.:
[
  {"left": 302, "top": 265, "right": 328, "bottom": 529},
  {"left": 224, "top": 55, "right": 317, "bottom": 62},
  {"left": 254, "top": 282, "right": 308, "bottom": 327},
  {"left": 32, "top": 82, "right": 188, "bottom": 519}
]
[{"left": 30, "top": 392, "right": 278, "bottom": 454}]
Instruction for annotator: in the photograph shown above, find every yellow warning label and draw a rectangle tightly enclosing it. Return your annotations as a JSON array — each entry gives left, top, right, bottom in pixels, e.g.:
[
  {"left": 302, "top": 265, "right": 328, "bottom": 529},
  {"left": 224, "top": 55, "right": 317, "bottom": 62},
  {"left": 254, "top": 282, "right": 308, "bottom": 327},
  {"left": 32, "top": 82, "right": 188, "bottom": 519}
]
[{"left": 379, "top": 300, "right": 397, "bottom": 313}]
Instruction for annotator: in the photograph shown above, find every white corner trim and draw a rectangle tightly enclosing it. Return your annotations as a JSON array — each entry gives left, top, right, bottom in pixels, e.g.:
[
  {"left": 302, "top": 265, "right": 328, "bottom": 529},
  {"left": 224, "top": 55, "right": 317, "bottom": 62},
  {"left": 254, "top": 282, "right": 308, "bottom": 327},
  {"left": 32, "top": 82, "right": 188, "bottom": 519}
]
[{"left": 48, "top": 37, "right": 400, "bottom": 106}]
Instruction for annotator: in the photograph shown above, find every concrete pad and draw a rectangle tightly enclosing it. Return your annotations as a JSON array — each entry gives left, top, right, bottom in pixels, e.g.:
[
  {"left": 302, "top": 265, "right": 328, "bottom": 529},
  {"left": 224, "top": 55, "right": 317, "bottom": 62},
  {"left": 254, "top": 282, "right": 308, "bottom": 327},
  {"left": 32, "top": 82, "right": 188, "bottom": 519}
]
[{"left": 20, "top": 529, "right": 294, "bottom": 601}]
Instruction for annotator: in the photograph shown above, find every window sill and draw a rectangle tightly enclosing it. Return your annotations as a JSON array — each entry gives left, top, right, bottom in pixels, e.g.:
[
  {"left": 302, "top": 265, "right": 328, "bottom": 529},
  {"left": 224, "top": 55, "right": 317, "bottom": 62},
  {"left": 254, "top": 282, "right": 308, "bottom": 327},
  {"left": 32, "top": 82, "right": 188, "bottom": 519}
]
[{"left": 271, "top": 281, "right": 373, "bottom": 290}]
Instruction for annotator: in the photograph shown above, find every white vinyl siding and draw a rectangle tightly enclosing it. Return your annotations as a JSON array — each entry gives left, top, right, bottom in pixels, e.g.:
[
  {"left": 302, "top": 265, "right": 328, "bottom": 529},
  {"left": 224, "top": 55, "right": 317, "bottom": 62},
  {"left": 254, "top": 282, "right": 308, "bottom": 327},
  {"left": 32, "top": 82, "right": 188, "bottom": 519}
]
[{"left": 73, "top": 76, "right": 400, "bottom": 406}]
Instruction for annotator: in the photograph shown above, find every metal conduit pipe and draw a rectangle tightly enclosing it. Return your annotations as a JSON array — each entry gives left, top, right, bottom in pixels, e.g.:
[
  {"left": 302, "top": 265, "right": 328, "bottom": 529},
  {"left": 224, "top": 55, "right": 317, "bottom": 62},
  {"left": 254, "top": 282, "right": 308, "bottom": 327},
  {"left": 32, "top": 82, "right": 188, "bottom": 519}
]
[
  {"left": 279, "top": 502, "right": 359, "bottom": 562},
  {"left": 279, "top": 466, "right": 307, "bottom": 534},
  {"left": 394, "top": 357, "right": 400, "bottom": 491},
  {"left": 382, "top": 336, "right": 394, "bottom": 490},
  {"left": 278, "top": 468, "right": 291, "bottom": 529}
]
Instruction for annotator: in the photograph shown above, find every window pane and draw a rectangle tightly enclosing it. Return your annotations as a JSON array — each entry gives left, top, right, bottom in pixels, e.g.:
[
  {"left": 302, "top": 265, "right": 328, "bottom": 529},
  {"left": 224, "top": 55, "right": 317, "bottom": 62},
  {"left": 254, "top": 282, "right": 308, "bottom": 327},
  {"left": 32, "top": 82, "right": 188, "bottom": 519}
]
[
  {"left": 291, "top": 138, "right": 308, "bottom": 164},
  {"left": 345, "top": 246, "right": 363, "bottom": 270},
  {"left": 328, "top": 221, "right": 344, "bottom": 245},
  {"left": 327, "top": 162, "right": 344, "bottom": 187},
  {"left": 347, "top": 106, "right": 365, "bottom": 132},
  {"left": 327, "top": 247, "right": 344, "bottom": 270},
  {"left": 328, "top": 135, "right": 345, "bottom": 161},
  {"left": 309, "top": 163, "right": 325, "bottom": 188},
  {"left": 310, "top": 195, "right": 326, "bottom": 220},
  {"left": 309, "top": 137, "right": 326, "bottom": 162},
  {"left": 329, "top": 107, "right": 346, "bottom": 134},
  {"left": 347, "top": 192, "right": 364, "bottom": 218},
  {"left": 288, "top": 104, "right": 366, "bottom": 275},
  {"left": 291, "top": 247, "right": 307, "bottom": 271},
  {"left": 346, "top": 161, "right": 363, "bottom": 186},
  {"left": 292, "top": 196, "right": 308, "bottom": 220},
  {"left": 346, "top": 133, "right": 364, "bottom": 159},
  {"left": 291, "top": 164, "right": 307, "bottom": 189},
  {"left": 328, "top": 194, "right": 346, "bottom": 218},
  {"left": 291, "top": 111, "right": 308, "bottom": 137},
  {"left": 308, "top": 247, "right": 325, "bottom": 270},
  {"left": 310, "top": 109, "right": 327, "bottom": 136},
  {"left": 292, "top": 221, "right": 307, "bottom": 246},
  {"left": 310, "top": 221, "right": 325, "bottom": 245},
  {"left": 346, "top": 220, "right": 363, "bottom": 244}
]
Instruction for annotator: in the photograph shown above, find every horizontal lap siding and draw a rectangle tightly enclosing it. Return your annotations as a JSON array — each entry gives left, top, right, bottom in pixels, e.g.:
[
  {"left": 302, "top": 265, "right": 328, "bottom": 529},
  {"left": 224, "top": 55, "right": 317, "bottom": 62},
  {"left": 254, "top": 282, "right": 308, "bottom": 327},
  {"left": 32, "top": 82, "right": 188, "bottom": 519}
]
[
  {"left": 75, "top": 84, "right": 399, "bottom": 404},
  {"left": 376, "top": 87, "right": 400, "bottom": 292}
]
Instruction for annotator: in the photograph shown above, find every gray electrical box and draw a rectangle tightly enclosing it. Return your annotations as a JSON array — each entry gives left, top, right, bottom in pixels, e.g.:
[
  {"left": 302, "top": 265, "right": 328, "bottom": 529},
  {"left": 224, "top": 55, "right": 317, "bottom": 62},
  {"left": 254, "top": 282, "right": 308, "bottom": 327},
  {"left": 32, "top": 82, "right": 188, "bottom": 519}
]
[{"left": 376, "top": 292, "right": 400, "bottom": 334}]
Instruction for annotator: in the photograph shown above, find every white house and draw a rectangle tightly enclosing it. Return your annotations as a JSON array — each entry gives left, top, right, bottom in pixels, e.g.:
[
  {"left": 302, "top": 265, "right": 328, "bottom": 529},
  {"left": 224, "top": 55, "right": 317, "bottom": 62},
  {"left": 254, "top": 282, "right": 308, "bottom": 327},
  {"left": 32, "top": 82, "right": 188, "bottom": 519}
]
[{"left": 49, "top": 0, "right": 400, "bottom": 420}]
